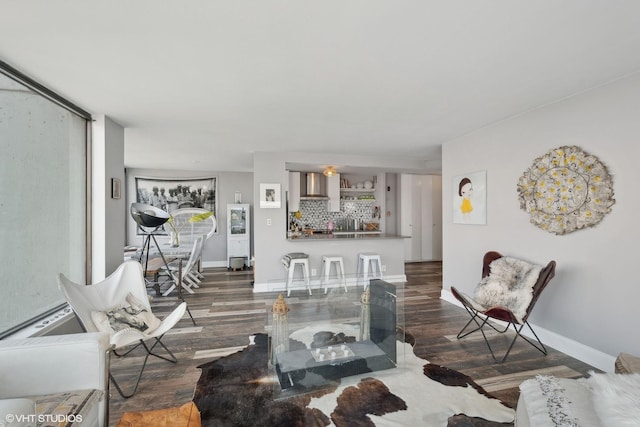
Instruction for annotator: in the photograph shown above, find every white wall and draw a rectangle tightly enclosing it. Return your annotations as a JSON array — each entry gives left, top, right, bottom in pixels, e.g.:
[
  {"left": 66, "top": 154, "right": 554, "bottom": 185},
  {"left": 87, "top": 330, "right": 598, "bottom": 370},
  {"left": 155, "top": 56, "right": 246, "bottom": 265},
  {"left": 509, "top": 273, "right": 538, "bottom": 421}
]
[
  {"left": 442, "top": 72, "right": 640, "bottom": 369},
  {"left": 92, "top": 115, "right": 125, "bottom": 281},
  {"left": 125, "top": 168, "right": 253, "bottom": 266}
]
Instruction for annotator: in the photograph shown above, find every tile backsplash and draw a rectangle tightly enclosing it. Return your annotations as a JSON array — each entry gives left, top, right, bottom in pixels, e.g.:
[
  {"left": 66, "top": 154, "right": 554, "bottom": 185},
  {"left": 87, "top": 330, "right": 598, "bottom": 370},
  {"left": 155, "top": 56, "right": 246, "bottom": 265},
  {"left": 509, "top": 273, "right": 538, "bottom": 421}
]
[{"left": 291, "top": 199, "right": 377, "bottom": 230}]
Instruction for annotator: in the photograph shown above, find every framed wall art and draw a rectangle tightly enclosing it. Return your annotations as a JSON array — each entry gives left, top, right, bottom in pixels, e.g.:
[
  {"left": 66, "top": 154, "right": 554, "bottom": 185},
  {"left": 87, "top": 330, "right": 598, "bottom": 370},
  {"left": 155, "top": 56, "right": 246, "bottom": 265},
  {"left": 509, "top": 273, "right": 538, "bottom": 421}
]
[
  {"left": 260, "top": 183, "right": 281, "bottom": 208},
  {"left": 452, "top": 170, "right": 487, "bottom": 225},
  {"left": 517, "top": 145, "right": 614, "bottom": 235},
  {"left": 134, "top": 176, "right": 217, "bottom": 234}
]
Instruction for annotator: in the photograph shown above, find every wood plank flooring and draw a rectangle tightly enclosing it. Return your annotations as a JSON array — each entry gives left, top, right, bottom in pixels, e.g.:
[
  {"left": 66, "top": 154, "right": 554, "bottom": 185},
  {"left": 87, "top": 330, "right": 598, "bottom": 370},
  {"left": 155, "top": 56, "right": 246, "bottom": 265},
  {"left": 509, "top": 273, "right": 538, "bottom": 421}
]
[{"left": 108, "top": 261, "right": 597, "bottom": 425}]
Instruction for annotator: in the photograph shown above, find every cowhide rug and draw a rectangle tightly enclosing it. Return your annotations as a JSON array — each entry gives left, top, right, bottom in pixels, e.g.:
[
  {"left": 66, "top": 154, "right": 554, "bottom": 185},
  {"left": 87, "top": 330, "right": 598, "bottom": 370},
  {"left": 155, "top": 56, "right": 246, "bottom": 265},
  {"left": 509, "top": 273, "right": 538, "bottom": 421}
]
[{"left": 193, "top": 332, "right": 515, "bottom": 427}]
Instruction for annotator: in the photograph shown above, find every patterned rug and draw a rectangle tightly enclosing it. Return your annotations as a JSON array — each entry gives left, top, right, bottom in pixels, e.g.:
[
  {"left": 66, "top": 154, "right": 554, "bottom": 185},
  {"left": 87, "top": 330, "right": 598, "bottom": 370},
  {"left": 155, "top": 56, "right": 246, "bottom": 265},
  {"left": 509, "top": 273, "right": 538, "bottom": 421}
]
[{"left": 193, "top": 332, "right": 515, "bottom": 427}]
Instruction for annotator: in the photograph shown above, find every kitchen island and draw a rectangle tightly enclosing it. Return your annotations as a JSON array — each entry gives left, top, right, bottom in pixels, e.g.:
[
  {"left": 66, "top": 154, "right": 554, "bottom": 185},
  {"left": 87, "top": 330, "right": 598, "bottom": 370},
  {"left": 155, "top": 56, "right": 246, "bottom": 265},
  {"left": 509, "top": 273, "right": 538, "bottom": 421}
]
[{"left": 253, "top": 232, "right": 409, "bottom": 293}]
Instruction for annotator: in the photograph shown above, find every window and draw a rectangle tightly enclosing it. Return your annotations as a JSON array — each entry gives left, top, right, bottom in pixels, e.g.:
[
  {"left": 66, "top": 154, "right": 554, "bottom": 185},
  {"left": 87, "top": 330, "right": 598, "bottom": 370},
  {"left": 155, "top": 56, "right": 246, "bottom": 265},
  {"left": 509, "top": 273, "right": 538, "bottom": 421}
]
[{"left": 0, "top": 62, "right": 90, "bottom": 338}]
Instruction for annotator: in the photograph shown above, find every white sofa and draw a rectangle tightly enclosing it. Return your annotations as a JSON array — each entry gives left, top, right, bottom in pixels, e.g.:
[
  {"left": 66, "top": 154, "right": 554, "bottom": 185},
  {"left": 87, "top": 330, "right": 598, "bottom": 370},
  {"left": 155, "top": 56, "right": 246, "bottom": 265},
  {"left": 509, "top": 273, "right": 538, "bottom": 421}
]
[
  {"left": 516, "top": 353, "right": 640, "bottom": 426},
  {"left": 0, "top": 332, "right": 110, "bottom": 427}
]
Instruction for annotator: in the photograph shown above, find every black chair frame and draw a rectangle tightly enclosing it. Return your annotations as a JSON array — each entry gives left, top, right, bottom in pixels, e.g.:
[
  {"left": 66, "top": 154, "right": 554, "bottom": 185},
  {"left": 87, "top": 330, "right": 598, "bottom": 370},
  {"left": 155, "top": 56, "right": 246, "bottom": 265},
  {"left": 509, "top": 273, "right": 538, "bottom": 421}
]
[{"left": 451, "top": 251, "right": 556, "bottom": 363}]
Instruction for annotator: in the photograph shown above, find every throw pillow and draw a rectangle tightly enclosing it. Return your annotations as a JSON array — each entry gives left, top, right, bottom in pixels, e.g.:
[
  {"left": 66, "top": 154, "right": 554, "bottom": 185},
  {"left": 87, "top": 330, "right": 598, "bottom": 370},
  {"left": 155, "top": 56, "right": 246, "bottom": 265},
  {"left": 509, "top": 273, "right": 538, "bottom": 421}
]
[
  {"left": 91, "top": 293, "right": 160, "bottom": 334},
  {"left": 585, "top": 371, "right": 640, "bottom": 427}
]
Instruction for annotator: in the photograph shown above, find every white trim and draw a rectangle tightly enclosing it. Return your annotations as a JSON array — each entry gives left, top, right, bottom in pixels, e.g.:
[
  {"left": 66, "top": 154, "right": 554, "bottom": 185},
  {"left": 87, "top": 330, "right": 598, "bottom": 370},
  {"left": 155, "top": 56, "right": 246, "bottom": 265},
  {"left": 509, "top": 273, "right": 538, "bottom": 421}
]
[
  {"left": 440, "top": 289, "right": 616, "bottom": 372},
  {"left": 202, "top": 260, "right": 228, "bottom": 269}
]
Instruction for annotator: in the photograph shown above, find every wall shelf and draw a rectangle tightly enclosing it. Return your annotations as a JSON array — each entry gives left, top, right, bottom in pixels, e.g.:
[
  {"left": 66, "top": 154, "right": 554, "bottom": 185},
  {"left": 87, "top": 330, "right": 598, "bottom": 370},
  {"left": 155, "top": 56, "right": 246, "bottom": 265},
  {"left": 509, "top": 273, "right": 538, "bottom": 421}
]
[{"left": 340, "top": 188, "right": 375, "bottom": 193}]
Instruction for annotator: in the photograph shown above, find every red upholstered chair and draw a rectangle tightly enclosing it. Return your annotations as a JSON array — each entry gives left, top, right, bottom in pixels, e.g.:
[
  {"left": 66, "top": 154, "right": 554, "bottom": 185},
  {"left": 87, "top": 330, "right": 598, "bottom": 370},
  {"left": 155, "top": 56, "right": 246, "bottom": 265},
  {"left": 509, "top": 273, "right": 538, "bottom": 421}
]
[{"left": 451, "top": 251, "right": 556, "bottom": 363}]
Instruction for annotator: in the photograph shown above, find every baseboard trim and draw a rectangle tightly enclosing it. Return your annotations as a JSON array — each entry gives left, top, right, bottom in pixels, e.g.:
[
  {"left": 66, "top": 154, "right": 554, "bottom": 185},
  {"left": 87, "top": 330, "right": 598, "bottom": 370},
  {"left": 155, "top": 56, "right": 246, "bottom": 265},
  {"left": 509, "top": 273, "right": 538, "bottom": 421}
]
[
  {"left": 202, "top": 261, "right": 229, "bottom": 269},
  {"left": 440, "top": 289, "right": 615, "bottom": 372},
  {"left": 253, "top": 274, "right": 407, "bottom": 294}
]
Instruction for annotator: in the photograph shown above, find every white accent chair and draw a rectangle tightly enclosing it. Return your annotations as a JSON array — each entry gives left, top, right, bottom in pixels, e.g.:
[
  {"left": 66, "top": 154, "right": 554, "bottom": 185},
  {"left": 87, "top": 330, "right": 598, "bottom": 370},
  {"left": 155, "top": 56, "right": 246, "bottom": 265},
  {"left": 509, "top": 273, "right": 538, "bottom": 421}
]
[
  {"left": 161, "top": 236, "right": 204, "bottom": 296},
  {"left": 57, "top": 260, "right": 187, "bottom": 398},
  {"left": 169, "top": 208, "right": 216, "bottom": 281},
  {"left": 0, "top": 332, "right": 110, "bottom": 426}
]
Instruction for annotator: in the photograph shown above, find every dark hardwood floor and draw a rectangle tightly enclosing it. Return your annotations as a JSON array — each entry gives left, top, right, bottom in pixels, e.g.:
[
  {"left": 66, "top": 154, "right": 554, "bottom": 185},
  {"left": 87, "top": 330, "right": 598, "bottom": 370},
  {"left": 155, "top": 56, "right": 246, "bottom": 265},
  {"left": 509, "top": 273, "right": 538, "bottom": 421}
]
[{"left": 108, "top": 261, "right": 596, "bottom": 425}]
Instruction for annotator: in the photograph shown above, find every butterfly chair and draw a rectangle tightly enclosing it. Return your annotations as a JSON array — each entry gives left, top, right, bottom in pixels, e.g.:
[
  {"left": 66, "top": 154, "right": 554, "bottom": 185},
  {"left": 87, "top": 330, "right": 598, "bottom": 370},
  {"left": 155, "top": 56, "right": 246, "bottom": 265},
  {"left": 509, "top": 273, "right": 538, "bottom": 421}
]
[
  {"left": 450, "top": 251, "right": 556, "bottom": 363},
  {"left": 57, "top": 260, "right": 187, "bottom": 398}
]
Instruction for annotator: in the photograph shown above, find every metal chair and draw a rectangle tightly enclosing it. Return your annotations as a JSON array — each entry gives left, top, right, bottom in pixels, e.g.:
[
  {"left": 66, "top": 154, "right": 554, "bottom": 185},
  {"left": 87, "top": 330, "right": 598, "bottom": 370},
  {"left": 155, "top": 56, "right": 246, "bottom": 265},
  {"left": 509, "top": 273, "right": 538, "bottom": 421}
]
[
  {"left": 57, "top": 260, "right": 187, "bottom": 398},
  {"left": 451, "top": 251, "right": 556, "bottom": 363}
]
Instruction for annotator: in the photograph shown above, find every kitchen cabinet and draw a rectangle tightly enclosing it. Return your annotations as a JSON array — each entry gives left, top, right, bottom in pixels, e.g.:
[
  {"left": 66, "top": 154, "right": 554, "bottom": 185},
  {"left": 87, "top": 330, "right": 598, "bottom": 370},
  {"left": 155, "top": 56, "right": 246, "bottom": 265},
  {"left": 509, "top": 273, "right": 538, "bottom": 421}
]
[
  {"left": 327, "top": 173, "right": 340, "bottom": 212},
  {"left": 288, "top": 171, "right": 301, "bottom": 212}
]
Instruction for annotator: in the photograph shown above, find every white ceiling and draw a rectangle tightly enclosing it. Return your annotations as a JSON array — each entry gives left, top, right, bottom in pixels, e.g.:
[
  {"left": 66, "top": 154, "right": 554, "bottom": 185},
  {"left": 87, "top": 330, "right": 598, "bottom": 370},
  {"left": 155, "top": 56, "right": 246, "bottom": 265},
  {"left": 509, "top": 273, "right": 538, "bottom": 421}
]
[{"left": 2, "top": 1, "right": 640, "bottom": 174}]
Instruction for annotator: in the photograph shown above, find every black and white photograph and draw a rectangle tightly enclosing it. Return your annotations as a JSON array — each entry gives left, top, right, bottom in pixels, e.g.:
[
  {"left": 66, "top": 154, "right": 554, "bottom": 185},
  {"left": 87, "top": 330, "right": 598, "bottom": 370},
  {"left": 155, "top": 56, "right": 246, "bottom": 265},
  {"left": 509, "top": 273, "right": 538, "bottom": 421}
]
[
  {"left": 135, "top": 177, "right": 217, "bottom": 234},
  {"left": 259, "top": 183, "right": 281, "bottom": 208}
]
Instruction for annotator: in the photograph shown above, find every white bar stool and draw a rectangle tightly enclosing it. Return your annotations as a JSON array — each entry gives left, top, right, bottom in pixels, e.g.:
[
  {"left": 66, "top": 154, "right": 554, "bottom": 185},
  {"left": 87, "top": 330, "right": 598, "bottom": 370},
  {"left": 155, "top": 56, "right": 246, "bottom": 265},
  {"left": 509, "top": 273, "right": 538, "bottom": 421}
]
[
  {"left": 282, "top": 253, "right": 311, "bottom": 296},
  {"left": 356, "top": 253, "right": 383, "bottom": 289},
  {"left": 320, "top": 255, "right": 347, "bottom": 294}
]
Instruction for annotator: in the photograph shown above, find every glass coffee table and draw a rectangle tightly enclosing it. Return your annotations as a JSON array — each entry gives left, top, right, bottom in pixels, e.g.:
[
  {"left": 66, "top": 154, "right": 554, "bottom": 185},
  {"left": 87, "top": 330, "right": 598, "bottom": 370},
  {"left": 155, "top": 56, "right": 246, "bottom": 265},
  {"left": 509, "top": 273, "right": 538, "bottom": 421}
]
[{"left": 267, "top": 279, "right": 404, "bottom": 398}]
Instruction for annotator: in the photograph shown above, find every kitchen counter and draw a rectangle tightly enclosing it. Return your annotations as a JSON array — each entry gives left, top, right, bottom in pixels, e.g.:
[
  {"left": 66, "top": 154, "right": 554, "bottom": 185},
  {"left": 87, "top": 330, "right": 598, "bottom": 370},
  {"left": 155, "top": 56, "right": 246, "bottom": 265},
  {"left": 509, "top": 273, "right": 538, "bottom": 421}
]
[
  {"left": 288, "top": 232, "right": 407, "bottom": 241},
  {"left": 253, "top": 231, "right": 409, "bottom": 293}
]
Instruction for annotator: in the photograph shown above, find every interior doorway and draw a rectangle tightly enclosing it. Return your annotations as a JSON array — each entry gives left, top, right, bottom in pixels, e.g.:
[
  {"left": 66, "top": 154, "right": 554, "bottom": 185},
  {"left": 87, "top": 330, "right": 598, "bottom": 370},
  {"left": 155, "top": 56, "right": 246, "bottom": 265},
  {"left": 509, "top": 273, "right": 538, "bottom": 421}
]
[{"left": 399, "top": 174, "right": 442, "bottom": 262}]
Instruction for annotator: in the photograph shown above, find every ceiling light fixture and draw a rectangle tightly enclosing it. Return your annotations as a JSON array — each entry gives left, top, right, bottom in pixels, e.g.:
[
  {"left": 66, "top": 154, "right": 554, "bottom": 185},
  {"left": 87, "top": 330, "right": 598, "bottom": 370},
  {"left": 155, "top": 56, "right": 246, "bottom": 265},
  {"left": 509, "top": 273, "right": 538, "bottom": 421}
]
[{"left": 323, "top": 166, "right": 337, "bottom": 177}]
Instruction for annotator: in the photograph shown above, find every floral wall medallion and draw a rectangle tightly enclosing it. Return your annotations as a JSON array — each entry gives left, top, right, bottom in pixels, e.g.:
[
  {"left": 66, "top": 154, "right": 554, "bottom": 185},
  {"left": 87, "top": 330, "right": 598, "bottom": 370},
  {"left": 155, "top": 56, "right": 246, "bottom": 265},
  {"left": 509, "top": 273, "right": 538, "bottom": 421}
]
[{"left": 517, "top": 146, "right": 615, "bottom": 235}]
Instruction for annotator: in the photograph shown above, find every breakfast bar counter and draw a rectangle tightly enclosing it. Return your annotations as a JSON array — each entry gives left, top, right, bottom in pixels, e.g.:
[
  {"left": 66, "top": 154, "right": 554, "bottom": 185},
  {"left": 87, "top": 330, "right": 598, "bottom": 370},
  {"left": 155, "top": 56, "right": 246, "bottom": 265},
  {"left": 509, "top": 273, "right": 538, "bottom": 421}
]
[
  {"left": 287, "top": 232, "right": 406, "bottom": 241},
  {"left": 253, "top": 232, "right": 408, "bottom": 293}
]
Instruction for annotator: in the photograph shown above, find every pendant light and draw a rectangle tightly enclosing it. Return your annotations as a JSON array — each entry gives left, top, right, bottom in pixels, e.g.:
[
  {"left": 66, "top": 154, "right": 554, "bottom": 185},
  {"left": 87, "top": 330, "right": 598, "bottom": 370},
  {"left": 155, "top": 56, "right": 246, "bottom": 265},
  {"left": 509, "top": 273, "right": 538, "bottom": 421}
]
[{"left": 323, "top": 166, "right": 337, "bottom": 177}]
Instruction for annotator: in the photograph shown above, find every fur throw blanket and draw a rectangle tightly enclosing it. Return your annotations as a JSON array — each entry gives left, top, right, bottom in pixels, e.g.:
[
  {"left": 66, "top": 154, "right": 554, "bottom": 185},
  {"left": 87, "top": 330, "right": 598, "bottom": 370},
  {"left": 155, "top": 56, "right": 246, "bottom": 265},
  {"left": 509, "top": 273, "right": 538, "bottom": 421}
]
[{"left": 473, "top": 256, "right": 543, "bottom": 323}]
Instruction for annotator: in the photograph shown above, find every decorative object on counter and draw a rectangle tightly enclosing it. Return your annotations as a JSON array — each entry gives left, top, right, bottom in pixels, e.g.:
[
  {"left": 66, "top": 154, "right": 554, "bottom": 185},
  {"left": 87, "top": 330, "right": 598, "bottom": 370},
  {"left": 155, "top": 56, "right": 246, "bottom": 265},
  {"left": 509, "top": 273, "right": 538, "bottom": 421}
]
[
  {"left": 234, "top": 191, "right": 242, "bottom": 203},
  {"left": 260, "top": 183, "right": 281, "bottom": 208},
  {"left": 517, "top": 145, "right": 615, "bottom": 235},
  {"left": 452, "top": 170, "right": 487, "bottom": 225},
  {"left": 323, "top": 165, "right": 337, "bottom": 177},
  {"left": 364, "top": 180, "right": 373, "bottom": 189},
  {"left": 356, "top": 182, "right": 364, "bottom": 189},
  {"left": 365, "top": 222, "right": 379, "bottom": 231}
]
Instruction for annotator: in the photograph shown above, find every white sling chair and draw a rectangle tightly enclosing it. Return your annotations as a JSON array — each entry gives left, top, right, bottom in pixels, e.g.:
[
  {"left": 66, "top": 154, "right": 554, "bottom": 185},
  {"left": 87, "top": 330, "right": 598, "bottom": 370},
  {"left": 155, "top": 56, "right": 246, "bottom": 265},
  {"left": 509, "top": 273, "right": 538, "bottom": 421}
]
[{"left": 57, "top": 260, "right": 187, "bottom": 398}]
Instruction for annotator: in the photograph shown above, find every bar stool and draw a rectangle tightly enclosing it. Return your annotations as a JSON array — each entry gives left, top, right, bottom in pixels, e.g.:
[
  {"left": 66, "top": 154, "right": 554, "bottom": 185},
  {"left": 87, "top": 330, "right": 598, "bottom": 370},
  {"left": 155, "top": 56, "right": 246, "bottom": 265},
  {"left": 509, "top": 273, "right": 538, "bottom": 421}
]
[
  {"left": 282, "top": 253, "right": 311, "bottom": 296},
  {"left": 320, "top": 255, "right": 347, "bottom": 294},
  {"left": 356, "top": 253, "right": 383, "bottom": 289}
]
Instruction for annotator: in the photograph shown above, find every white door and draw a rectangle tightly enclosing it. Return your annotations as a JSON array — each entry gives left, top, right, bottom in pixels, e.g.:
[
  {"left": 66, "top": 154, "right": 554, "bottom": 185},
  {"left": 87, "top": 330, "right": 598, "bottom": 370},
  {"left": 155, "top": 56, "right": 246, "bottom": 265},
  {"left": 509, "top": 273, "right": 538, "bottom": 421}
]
[
  {"left": 400, "top": 174, "right": 414, "bottom": 261},
  {"left": 400, "top": 174, "right": 443, "bottom": 262}
]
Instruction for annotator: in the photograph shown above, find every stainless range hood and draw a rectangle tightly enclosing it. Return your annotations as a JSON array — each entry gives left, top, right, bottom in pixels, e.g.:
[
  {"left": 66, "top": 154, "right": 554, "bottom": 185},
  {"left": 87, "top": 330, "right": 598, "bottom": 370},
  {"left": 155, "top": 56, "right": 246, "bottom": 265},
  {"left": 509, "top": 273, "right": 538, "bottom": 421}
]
[{"left": 300, "top": 172, "right": 328, "bottom": 200}]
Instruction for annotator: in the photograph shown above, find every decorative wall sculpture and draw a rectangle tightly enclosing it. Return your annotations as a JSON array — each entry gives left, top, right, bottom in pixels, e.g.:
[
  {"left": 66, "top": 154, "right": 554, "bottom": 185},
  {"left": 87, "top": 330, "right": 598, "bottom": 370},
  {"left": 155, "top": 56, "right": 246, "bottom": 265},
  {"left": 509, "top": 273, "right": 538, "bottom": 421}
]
[{"left": 517, "top": 146, "right": 614, "bottom": 235}]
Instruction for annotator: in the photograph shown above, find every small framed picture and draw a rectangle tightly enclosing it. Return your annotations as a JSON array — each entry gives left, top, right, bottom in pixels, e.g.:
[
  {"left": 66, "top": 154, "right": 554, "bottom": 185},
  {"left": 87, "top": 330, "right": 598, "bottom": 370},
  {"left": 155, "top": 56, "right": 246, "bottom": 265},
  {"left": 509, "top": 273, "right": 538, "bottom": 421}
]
[
  {"left": 111, "top": 178, "right": 121, "bottom": 199},
  {"left": 452, "top": 170, "right": 486, "bottom": 224},
  {"left": 260, "top": 183, "right": 281, "bottom": 208}
]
